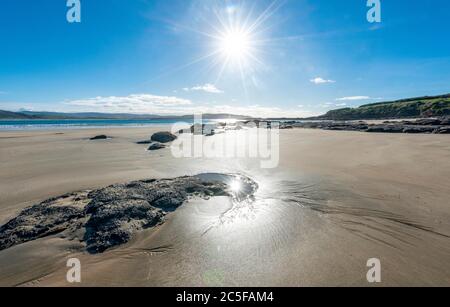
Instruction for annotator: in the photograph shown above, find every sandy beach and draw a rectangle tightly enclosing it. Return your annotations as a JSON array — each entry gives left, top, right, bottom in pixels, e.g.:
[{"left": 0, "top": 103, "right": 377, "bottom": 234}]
[{"left": 0, "top": 127, "right": 449, "bottom": 286}]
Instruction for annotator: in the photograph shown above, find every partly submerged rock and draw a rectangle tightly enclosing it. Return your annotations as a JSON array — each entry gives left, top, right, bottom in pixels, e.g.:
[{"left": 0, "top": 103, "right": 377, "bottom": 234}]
[{"left": 151, "top": 131, "right": 177, "bottom": 143}]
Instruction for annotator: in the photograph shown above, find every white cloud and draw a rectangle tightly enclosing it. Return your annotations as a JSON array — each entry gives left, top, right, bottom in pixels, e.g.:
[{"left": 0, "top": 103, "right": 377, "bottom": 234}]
[
  {"left": 63, "top": 93, "right": 318, "bottom": 118},
  {"left": 310, "top": 77, "right": 335, "bottom": 85},
  {"left": 66, "top": 94, "right": 192, "bottom": 114},
  {"left": 336, "top": 96, "right": 371, "bottom": 101},
  {"left": 184, "top": 83, "right": 224, "bottom": 94}
]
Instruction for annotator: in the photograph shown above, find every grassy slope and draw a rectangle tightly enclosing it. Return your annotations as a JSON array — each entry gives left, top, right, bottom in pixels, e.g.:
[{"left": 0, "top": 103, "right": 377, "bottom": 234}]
[{"left": 318, "top": 94, "right": 450, "bottom": 120}]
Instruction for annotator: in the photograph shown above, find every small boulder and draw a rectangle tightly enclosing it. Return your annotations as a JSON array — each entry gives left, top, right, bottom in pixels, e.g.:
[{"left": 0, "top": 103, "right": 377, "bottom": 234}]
[
  {"left": 148, "top": 142, "right": 166, "bottom": 151},
  {"left": 136, "top": 140, "right": 152, "bottom": 145},
  {"left": 280, "top": 125, "right": 294, "bottom": 130},
  {"left": 151, "top": 132, "right": 177, "bottom": 143},
  {"left": 90, "top": 135, "right": 109, "bottom": 140}
]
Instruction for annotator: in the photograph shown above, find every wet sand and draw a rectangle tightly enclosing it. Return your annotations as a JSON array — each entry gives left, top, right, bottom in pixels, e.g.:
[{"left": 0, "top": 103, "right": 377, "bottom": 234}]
[{"left": 0, "top": 127, "right": 449, "bottom": 286}]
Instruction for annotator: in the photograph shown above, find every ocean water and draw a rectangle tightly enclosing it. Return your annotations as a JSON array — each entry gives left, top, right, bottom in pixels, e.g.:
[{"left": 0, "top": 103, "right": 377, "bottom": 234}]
[{"left": 0, "top": 119, "right": 227, "bottom": 131}]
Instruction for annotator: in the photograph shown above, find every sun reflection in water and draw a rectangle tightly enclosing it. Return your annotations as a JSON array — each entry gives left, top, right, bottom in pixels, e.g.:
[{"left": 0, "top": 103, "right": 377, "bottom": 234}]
[{"left": 229, "top": 180, "right": 242, "bottom": 194}]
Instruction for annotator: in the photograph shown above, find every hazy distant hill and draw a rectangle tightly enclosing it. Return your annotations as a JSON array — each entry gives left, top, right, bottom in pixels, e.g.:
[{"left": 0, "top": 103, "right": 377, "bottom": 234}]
[
  {"left": 0, "top": 110, "right": 33, "bottom": 119},
  {"left": 316, "top": 94, "right": 450, "bottom": 120},
  {"left": 0, "top": 110, "right": 252, "bottom": 120}
]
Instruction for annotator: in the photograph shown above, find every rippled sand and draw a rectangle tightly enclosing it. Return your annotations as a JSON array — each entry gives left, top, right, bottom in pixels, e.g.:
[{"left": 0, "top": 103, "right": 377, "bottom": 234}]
[{"left": 0, "top": 127, "right": 449, "bottom": 286}]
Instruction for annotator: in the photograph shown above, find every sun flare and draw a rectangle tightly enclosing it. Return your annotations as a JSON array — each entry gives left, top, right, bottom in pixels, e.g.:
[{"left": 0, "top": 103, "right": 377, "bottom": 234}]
[
  {"left": 219, "top": 29, "right": 252, "bottom": 60},
  {"left": 163, "top": 1, "right": 281, "bottom": 92}
]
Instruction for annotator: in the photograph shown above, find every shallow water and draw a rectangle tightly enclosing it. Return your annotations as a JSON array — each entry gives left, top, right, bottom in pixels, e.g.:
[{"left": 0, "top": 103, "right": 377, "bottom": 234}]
[{"left": 0, "top": 118, "right": 224, "bottom": 131}]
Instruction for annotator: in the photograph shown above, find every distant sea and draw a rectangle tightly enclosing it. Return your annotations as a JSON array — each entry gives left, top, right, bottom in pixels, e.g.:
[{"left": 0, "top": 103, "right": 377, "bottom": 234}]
[{"left": 0, "top": 119, "right": 228, "bottom": 131}]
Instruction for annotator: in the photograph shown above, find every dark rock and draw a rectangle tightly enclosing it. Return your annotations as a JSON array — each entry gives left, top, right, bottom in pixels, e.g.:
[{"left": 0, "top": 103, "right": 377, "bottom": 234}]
[
  {"left": 283, "top": 118, "right": 450, "bottom": 135},
  {"left": 280, "top": 125, "right": 294, "bottom": 129},
  {"left": 90, "top": 135, "right": 109, "bottom": 140},
  {"left": 84, "top": 199, "right": 164, "bottom": 254},
  {"left": 411, "top": 119, "right": 442, "bottom": 126},
  {"left": 366, "top": 125, "right": 404, "bottom": 133},
  {"left": 403, "top": 127, "right": 435, "bottom": 134},
  {"left": 434, "top": 127, "right": 450, "bottom": 134},
  {"left": 148, "top": 142, "right": 166, "bottom": 151},
  {"left": 439, "top": 117, "right": 450, "bottom": 126},
  {"left": 0, "top": 192, "right": 88, "bottom": 251},
  {"left": 0, "top": 174, "right": 258, "bottom": 254},
  {"left": 136, "top": 140, "right": 152, "bottom": 145},
  {"left": 150, "top": 132, "right": 177, "bottom": 143},
  {"left": 323, "top": 126, "right": 352, "bottom": 131},
  {"left": 366, "top": 126, "right": 388, "bottom": 133}
]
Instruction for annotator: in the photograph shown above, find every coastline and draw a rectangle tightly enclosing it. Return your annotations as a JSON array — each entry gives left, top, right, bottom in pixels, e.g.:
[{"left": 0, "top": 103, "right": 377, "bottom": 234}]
[{"left": 0, "top": 126, "right": 449, "bottom": 286}]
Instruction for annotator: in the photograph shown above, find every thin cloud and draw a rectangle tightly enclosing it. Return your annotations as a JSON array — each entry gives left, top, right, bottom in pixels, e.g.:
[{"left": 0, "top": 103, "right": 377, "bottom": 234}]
[
  {"left": 310, "top": 77, "right": 335, "bottom": 85},
  {"left": 184, "top": 83, "right": 224, "bottom": 94},
  {"left": 321, "top": 102, "right": 348, "bottom": 108},
  {"left": 336, "top": 96, "right": 371, "bottom": 101}
]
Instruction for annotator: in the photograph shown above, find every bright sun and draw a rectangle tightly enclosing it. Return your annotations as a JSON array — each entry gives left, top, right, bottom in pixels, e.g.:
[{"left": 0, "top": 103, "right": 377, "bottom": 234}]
[
  {"left": 170, "top": 2, "right": 279, "bottom": 88},
  {"left": 219, "top": 29, "right": 251, "bottom": 60}
]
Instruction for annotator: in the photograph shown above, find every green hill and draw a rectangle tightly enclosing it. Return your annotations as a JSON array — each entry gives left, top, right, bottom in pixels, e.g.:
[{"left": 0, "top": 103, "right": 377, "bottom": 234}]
[{"left": 318, "top": 94, "right": 450, "bottom": 120}]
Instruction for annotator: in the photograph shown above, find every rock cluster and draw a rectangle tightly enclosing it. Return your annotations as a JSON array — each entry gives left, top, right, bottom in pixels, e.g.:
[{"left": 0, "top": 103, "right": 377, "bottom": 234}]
[
  {"left": 150, "top": 131, "right": 177, "bottom": 143},
  {"left": 284, "top": 117, "right": 450, "bottom": 134},
  {"left": 136, "top": 132, "right": 177, "bottom": 151}
]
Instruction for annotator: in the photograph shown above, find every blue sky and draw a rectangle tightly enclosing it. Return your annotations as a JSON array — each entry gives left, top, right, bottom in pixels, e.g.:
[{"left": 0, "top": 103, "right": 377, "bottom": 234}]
[{"left": 0, "top": 0, "right": 449, "bottom": 117}]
